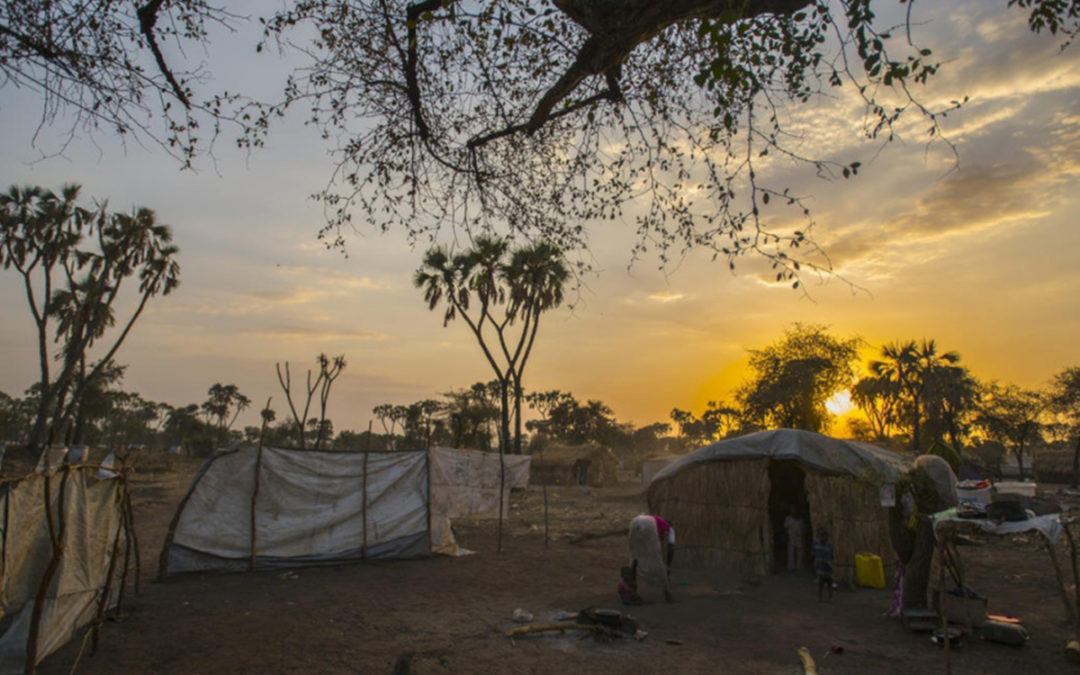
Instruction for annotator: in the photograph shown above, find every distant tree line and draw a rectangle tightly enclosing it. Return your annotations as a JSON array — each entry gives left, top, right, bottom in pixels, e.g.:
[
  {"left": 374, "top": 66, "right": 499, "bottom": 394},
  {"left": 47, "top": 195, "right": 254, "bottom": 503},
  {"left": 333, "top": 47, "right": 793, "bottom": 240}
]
[{"left": 666, "top": 324, "right": 1080, "bottom": 485}]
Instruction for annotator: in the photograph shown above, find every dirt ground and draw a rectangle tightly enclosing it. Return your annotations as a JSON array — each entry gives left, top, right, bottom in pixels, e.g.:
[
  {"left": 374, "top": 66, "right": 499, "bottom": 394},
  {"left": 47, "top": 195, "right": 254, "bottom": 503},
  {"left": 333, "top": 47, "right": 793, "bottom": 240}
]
[{"left": 34, "top": 458, "right": 1080, "bottom": 674}]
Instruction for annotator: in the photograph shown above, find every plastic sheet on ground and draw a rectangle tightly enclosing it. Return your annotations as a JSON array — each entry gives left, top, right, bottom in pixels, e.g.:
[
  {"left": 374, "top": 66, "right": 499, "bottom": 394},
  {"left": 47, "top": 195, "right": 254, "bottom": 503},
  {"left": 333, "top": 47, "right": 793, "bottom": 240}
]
[{"left": 932, "top": 507, "right": 1062, "bottom": 543}]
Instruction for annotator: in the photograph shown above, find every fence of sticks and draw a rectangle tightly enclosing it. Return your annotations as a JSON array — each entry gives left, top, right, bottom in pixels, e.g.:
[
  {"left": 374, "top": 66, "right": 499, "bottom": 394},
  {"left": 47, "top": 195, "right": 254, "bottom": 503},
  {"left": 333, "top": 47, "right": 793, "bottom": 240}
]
[{"left": 0, "top": 460, "right": 138, "bottom": 674}]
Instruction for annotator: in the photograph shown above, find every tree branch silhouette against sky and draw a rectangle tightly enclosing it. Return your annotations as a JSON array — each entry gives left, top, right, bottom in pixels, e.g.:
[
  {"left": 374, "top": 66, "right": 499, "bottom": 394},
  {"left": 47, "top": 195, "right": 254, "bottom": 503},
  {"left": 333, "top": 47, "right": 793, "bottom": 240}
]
[{"left": 0, "top": 0, "right": 1078, "bottom": 432}]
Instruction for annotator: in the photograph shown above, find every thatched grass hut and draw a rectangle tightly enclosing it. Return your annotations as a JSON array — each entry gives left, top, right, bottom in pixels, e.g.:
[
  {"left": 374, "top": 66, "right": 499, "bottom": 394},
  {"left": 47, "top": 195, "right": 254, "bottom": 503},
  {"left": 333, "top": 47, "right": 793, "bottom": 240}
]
[
  {"left": 646, "top": 429, "right": 910, "bottom": 585},
  {"left": 529, "top": 443, "right": 618, "bottom": 487}
]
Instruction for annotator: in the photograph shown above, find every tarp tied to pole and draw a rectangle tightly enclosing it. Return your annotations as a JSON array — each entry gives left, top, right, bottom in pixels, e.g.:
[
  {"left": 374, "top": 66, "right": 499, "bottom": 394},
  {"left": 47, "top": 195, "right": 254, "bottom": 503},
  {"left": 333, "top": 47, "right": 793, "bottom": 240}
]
[
  {"left": 428, "top": 447, "right": 531, "bottom": 556},
  {"left": 0, "top": 468, "right": 129, "bottom": 674},
  {"left": 161, "top": 447, "right": 432, "bottom": 576}
]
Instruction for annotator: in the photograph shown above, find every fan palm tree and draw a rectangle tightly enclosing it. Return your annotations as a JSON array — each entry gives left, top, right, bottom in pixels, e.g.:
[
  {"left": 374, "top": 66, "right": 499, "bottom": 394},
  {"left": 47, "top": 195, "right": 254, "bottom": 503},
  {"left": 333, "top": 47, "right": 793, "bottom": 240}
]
[{"left": 502, "top": 241, "right": 569, "bottom": 454}]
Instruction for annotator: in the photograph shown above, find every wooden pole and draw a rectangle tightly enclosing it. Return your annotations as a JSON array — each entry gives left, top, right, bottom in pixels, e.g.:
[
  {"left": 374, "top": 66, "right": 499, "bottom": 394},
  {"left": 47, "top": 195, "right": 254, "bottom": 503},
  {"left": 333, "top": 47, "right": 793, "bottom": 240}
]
[
  {"left": 952, "top": 541, "right": 972, "bottom": 634},
  {"left": 362, "top": 420, "right": 371, "bottom": 559},
  {"left": 538, "top": 440, "right": 549, "bottom": 549},
  {"left": 91, "top": 501, "right": 126, "bottom": 656},
  {"left": 940, "top": 539, "right": 971, "bottom": 634},
  {"left": 249, "top": 398, "right": 271, "bottom": 573},
  {"left": 1045, "top": 532, "right": 1076, "bottom": 626},
  {"left": 119, "top": 469, "right": 141, "bottom": 597},
  {"left": 1063, "top": 522, "right": 1080, "bottom": 636},
  {"left": 497, "top": 431, "right": 505, "bottom": 555},
  {"left": 424, "top": 430, "right": 432, "bottom": 555},
  {"left": 939, "top": 538, "right": 951, "bottom": 675},
  {"left": 26, "top": 466, "right": 70, "bottom": 675}
]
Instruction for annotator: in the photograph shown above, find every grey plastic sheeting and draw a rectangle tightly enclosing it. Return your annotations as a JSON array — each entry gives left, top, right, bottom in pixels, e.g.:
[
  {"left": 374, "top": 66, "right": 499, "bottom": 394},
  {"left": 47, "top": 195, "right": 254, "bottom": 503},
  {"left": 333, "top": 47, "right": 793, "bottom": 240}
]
[
  {"left": 164, "top": 531, "right": 431, "bottom": 575},
  {"left": 162, "top": 446, "right": 431, "bottom": 576},
  {"left": 650, "top": 428, "right": 910, "bottom": 488}
]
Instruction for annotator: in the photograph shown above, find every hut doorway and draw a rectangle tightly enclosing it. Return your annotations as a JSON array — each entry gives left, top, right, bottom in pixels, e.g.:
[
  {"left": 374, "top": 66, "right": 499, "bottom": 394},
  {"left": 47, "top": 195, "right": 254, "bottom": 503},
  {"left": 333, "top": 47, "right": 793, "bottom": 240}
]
[
  {"left": 767, "top": 460, "right": 812, "bottom": 573},
  {"left": 571, "top": 459, "right": 591, "bottom": 486}
]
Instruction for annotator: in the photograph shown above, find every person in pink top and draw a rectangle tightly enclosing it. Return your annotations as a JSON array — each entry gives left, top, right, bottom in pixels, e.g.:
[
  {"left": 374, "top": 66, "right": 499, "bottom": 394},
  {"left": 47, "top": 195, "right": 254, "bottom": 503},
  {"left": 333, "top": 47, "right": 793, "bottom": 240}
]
[{"left": 627, "top": 514, "right": 676, "bottom": 602}]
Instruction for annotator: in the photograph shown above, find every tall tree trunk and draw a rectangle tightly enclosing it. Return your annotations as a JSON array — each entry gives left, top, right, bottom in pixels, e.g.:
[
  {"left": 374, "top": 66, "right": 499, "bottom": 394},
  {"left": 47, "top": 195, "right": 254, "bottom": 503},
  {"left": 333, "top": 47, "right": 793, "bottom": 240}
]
[
  {"left": 1071, "top": 436, "right": 1080, "bottom": 489},
  {"left": 911, "top": 393, "right": 921, "bottom": 454},
  {"left": 497, "top": 377, "right": 511, "bottom": 554},
  {"left": 946, "top": 417, "right": 962, "bottom": 463},
  {"left": 513, "top": 376, "right": 523, "bottom": 456}
]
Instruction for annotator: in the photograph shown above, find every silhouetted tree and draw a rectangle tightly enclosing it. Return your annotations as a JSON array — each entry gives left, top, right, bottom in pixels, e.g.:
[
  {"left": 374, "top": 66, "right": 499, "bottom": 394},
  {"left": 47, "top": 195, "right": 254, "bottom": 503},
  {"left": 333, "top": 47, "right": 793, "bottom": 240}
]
[
  {"left": 1, "top": 184, "right": 180, "bottom": 450},
  {"left": 671, "top": 399, "right": 740, "bottom": 447},
  {"left": 976, "top": 383, "right": 1046, "bottom": 481},
  {"left": 851, "top": 374, "right": 900, "bottom": 441},
  {"left": 871, "top": 339, "right": 962, "bottom": 452},
  {"left": 372, "top": 403, "right": 409, "bottom": 450},
  {"left": 415, "top": 236, "right": 568, "bottom": 457},
  {"left": 276, "top": 353, "right": 346, "bottom": 450},
  {"left": 250, "top": 0, "right": 1076, "bottom": 283},
  {"left": 1048, "top": 367, "right": 1080, "bottom": 487},
  {"left": 736, "top": 324, "right": 859, "bottom": 432},
  {"left": 202, "top": 383, "right": 251, "bottom": 446},
  {"left": 443, "top": 384, "right": 499, "bottom": 450},
  {"left": 922, "top": 363, "right": 980, "bottom": 454}
]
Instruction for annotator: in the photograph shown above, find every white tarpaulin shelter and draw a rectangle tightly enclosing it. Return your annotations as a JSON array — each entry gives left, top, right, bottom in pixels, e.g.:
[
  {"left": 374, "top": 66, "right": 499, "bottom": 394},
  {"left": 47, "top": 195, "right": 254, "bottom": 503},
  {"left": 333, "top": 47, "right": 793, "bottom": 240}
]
[
  {"left": 160, "top": 445, "right": 532, "bottom": 576},
  {"left": 0, "top": 467, "right": 132, "bottom": 674},
  {"left": 160, "top": 446, "right": 430, "bottom": 576},
  {"left": 428, "top": 446, "right": 531, "bottom": 555}
]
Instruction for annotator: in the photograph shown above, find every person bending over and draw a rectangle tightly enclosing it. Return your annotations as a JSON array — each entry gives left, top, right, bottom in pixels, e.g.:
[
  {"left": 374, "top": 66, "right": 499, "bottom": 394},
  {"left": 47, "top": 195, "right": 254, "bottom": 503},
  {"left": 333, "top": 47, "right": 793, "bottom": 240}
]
[{"left": 628, "top": 514, "right": 676, "bottom": 602}]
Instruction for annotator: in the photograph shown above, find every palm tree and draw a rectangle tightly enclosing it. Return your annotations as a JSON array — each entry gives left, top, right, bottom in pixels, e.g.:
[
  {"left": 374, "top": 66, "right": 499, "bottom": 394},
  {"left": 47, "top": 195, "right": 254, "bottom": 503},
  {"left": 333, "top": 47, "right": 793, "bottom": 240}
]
[
  {"left": 871, "top": 339, "right": 960, "bottom": 453},
  {"left": 414, "top": 236, "right": 568, "bottom": 552},
  {"left": 502, "top": 241, "right": 569, "bottom": 455},
  {"left": 870, "top": 340, "right": 918, "bottom": 448},
  {"left": 1, "top": 185, "right": 181, "bottom": 448},
  {"left": 851, "top": 374, "right": 900, "bottom": 441},
  {"left": 910, "top": 340, "right": 961, "bottom": 451},
  {"left": 922, "top": 363, "right": 979, "bottom": 454}
]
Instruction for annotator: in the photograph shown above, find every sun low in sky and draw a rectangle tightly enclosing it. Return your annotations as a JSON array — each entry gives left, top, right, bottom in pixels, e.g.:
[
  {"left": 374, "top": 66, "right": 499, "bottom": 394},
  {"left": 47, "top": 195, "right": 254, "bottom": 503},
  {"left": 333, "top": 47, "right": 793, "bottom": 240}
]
[{"left": 1, "top": 2, "right": 1078, "bottom": 434}]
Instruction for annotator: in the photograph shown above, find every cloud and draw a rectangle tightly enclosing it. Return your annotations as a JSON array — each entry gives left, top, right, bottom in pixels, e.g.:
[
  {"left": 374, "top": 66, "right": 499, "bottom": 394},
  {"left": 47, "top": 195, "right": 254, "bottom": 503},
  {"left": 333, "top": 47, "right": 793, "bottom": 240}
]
[
  {"left": 239, "top": 325, "right": 391, "bottom": 341},
  {"left": 647, "top": 291, "right": 687, "bottom": 303}
]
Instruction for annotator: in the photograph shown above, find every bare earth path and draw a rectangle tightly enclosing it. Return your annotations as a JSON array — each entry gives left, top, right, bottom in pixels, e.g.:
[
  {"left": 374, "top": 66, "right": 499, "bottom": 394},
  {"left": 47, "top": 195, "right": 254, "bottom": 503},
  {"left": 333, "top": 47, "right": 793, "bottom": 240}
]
[{"left": 37, "top": 460, "right": 1080, "bottom": 674}]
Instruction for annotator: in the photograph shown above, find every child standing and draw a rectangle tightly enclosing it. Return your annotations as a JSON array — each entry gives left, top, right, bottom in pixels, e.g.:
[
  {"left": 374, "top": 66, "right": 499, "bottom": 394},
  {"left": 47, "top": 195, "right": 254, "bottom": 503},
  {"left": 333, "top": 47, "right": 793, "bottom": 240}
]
[
  {"left": 783, "top": 509, "right": 804, "bottom": 571},
  {"left": 813, "top": 528, "right": 835, "bottom": 601}
]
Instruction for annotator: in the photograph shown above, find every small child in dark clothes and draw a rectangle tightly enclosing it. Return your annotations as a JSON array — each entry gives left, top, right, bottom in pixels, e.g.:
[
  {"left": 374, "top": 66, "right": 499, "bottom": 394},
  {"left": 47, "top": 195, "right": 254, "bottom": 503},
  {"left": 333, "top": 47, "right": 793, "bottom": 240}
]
[
  {"left": 617, "top": 562, "right": 644, "bottom": 606},
  {"left": 813, "top": 529, "right": 835, "bottom": 601}
]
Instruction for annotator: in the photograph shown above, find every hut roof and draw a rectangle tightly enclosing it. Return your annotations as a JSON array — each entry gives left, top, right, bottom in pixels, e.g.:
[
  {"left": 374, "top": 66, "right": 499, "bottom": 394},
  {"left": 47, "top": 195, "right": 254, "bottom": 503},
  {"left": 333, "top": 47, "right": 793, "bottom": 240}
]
[{"left": 651, "top": 428, "right": 910, "bottom": 486}]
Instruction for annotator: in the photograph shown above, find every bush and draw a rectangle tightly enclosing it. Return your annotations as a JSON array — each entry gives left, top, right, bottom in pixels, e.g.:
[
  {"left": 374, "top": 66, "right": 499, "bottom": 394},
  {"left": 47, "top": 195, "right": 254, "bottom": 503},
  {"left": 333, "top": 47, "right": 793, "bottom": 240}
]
[{"left": 927, "top": 440, "right": 961, "bottom": 475}]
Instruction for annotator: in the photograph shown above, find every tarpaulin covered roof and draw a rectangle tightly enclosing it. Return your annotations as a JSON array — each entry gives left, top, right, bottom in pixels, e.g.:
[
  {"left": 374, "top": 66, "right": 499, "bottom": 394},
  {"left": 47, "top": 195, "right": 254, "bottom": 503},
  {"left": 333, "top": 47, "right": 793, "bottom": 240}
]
[{"left": 651, "top": 428, "right": 910, "bottom": 487}]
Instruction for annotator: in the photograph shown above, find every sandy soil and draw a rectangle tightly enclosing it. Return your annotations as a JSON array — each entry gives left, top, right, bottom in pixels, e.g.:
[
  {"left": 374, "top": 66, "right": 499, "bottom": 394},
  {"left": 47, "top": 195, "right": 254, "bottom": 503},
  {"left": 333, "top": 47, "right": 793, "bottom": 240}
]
[{"left": 34, "top": 459, "right": 1080, "bottom": 674}]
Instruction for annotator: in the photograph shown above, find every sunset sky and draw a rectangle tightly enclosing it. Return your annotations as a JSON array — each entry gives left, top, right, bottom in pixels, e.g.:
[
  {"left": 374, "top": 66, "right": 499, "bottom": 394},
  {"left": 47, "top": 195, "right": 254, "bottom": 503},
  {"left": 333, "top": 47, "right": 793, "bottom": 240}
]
[{"left": 1, "top": 2, "right": 1078, "bottom": 435}]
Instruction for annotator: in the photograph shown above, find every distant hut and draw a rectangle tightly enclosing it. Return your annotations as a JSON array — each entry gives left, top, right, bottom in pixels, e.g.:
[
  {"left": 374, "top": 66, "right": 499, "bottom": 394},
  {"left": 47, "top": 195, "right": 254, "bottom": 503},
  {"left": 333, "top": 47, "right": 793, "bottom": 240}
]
[
  {"left": 646, "top": 429, "right": 909, "bottom": 585},
  {"left": 530, "top": 443, "right": 618, "bottom": 487},
  {"left": 640, "top": 455, "right": 680, "bottom": 491}
]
